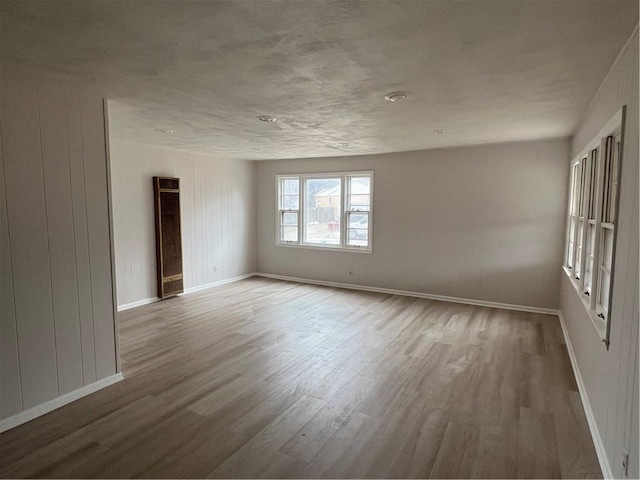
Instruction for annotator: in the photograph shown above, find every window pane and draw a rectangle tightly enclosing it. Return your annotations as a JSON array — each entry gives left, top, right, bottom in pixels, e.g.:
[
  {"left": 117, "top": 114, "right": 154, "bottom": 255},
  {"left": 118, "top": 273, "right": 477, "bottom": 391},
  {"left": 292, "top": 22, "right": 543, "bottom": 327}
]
[
  {"left": 282, "top": 179, "right": 299, "bottom": 195},
  {"left": 282, "top": 195, "right": 299, "bottom": 210},
  {"left": 585, "top": 259, "right": 593, "bottom": 291},
  {"left": 282, "top": 212, "right": 298, "bottom": 226},
  {"left": 585, "top": 224, "right": 596, "bottom": 291},
  {"left": 588, "top": 150, "right": 598, "bottom": 219},
  {"left": 304, "top": 178, "right": 341, "bottom": 245},
  {"left": 602, "top": 229, "right": 614, "bottom": 269},
  {"left": 281, "top": 226, "right": 298, "bottom": 242},
  {"left": 347, "top": 229, "right": 369, "bottom": 247},
  {"left": 347, "top": 212, "right": 369, "bottom": 247},
  {"left": 348, "top": 177, "right": 370, "bottom": 211},
  {"left": 586, "top": 224, "right": 596, "bottom": 255},
  {"left": 570, "top": 165, "right": 580, "bottom": 215},
  {"left": 599, "top": 270, "right": 611, "bottom": 313},
  {"left": 575, "top": 219, "right": 584, "bottom": 277},
  {"left": 569, "top": 217, "right": 576, "bottom": 243},
  {"left": 567, "top": 241, "right": 575, "bottom": 268}
]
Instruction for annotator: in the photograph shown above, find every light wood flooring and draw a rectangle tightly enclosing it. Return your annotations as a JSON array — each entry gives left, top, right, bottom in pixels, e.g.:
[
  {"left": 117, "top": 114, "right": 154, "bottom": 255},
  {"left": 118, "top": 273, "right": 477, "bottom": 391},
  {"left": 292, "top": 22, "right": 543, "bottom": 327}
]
[{"left": 0, "top": 277, "right": 601, "bottom": 478}]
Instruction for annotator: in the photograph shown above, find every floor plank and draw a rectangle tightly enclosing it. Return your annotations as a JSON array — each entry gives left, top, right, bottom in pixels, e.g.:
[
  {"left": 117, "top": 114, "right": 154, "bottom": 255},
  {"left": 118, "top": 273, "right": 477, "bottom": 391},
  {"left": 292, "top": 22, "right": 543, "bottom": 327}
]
[{"left": 0, "top": 277, "right": 602, "bottom": 479}]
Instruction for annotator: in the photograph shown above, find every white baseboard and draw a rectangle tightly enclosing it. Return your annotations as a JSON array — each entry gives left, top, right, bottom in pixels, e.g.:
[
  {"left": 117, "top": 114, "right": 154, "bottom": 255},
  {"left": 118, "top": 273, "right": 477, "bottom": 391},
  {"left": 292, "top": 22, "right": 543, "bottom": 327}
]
[
  {"left": 117, "top": 273, "right": 257, "bottom": 311},
  {"left": 254, "top": 272, "right": 560, "bottom": 316},
  {"left": 183, "top": 273, "right": 256, "bottom": 294},
  {"left": 557, "top": 312, "right": 612, "bottom": 479},
  {"left": 118, "top": 297, "right": 159, "bottom": 311},
  {"left": 0, "top": 373, "right": 124, "bottom": 433}
]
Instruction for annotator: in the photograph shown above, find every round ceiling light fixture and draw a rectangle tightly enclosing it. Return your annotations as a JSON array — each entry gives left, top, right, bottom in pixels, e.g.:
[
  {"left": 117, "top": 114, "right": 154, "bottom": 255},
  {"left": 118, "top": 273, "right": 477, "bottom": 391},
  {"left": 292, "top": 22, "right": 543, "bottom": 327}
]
[
  {"left": 433, "top": 129, "right": 448, "bottom": 135},
  {"left": 337, "top": 143, "right": 349, "bottom": 147},
  {"left": 384, "top": 92, "right": 408, "bottom": 102},
  {"left": 257, "top": 115, "right": 277, "bottom": 122},
  {"left": 156, "top": 128, "right": 175, "bottom": 134}
]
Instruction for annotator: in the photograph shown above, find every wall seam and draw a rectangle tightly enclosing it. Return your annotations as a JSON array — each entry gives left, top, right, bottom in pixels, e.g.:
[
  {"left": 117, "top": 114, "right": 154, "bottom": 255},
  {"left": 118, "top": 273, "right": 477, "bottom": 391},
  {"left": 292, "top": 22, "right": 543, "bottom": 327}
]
[
  {"left": 36, "top": 84, "right": 60, "bottom": 396},
  {"left": 78, "top": 94, "right": 98, "bottom": 381},
  {"left": 0, "top": 124, "right": 24, "bottom": 412},
  {"left": 63, "top": 90, "right": 85, "bottom": 385}
]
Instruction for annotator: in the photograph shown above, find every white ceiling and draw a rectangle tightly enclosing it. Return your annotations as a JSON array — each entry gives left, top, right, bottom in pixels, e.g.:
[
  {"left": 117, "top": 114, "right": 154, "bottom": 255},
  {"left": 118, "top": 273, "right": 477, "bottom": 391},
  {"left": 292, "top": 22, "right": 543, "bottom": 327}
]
[{"left": 1, "top": 0, "right": 638, "bottom": 160}]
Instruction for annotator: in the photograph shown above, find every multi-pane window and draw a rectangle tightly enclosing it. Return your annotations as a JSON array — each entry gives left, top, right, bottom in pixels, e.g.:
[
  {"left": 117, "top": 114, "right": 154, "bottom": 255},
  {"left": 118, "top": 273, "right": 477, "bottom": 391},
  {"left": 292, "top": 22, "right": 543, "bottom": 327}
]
[
  {"left": 278, "top": 177, "right": 299, "bottom": 242},
  {"left": 564, "top": 107, "right": 624, "bottom": 344},
  {"left": 595, "top": 133, "right": 621, "bottom": 319},
  {"left": 584, "top": 148, "right": 598, "bottom": 295},
  {"left": 304, "top": 177, "right": 341, "bottom": 246},
  {"left": 574, "top": 156, "right": 587, "bottom": 280},
  {"left": 346, "top": 176, "right": 371, "bottom": 247},
  {"left": 277, "top": 172, "right": 373, "bottom": 251},
  {"left": 566, "top": 163, "right": 579, "bottom": 269}
]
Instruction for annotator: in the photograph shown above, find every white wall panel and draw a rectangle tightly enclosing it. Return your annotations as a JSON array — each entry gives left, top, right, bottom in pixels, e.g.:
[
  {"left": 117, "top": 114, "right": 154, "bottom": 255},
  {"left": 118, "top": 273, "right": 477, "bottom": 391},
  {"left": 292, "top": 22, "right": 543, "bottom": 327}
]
[
  {"left": 65, "top": 91, "right": 97, "bottom": 385},
  {"left": 1, "top": 75, "right": 59, "bottom": 409},
  {"left": 560, "top": 30, "right": 638, "bottom": 479},
  {"left": 0, "top": 71, "right": 118, "bottom": 424},
  {"left": 0, "top": 129, "right": 23, "bottom": 418},
  {"left": 81, "top": 96, "right": 117, "bottom": 380},
  {"left": 256, "top": 138, "right": 569, "bottom": 310},
  {"left": 38, "top": 82, "right": 84, "bottom": 395},
  {"left": 109, "top": 141, "right": 256, "bottom": 307}
]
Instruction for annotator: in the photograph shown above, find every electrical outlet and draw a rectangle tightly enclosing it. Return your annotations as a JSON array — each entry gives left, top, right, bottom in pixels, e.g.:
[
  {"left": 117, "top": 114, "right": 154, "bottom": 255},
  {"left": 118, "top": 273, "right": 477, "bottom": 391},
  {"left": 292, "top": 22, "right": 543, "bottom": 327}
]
[{"left": 622, "top": 449, "right": 629, "bottom": 478}]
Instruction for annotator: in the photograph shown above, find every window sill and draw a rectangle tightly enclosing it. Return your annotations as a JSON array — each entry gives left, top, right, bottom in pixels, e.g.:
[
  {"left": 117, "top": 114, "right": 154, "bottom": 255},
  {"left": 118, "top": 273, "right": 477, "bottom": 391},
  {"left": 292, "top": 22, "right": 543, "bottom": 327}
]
[
  {"left": 275, "top": 242, "right": 372, "bottom": 254},
  {"left": 562, "top": 266, "right": 607, "bottom": 344}
]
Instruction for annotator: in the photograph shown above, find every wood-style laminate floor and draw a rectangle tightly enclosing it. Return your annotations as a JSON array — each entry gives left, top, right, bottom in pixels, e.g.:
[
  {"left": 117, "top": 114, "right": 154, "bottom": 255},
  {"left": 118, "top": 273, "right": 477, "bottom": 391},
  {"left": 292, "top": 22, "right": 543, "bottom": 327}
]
[{"left": 0, "top": 277, "right": 602, "bottom": 479}]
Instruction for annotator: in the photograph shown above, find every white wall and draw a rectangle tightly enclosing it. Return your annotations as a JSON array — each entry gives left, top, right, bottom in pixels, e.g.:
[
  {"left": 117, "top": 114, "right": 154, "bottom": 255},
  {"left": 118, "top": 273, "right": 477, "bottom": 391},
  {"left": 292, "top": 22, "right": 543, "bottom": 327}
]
[
  {"left": 109, "top": 141, "right": 256, "bottom": 308},
  {"left": 1, "top": 72, "right": 118, "bottom": 425},
  {"left": 256, "top": 138, "right": 569, "bottom": 310},
  {"left": 559, "top": 30, "right": 638, "bottom": 479}
]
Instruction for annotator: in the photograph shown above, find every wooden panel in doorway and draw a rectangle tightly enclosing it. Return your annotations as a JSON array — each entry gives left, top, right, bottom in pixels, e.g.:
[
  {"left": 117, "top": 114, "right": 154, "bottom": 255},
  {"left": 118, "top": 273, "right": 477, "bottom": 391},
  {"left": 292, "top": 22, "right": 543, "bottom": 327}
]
[{"left": 153, "top": 177, "right": 184, "bottom": 298}]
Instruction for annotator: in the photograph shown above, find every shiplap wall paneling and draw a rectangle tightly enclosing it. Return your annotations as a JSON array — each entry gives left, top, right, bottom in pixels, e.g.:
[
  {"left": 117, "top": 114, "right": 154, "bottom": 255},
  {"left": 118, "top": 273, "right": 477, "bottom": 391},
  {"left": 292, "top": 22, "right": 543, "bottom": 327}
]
[
  {"left": 38, "top": 82, "right": 84, "bottom": 395},
  {"left": 109, "top": 141, "right": 256, "bottom": 308},
  {"left": 0, "top": 129, "right": 23, "bottom": 418},
  {"left": 1, "top": 75, "right": 60, "bottom": 409},
  {"left": 1, "top": 72, "right": 119, "bottom": 423},
  {"left": 560, "top": 29, "right": 638, "bottom": 480},
  {"left": 65, "top": 91, "right": 97, "bottom": 385},
  {"left": 81, "top": 96, "right": 117, "bottom": 380}
]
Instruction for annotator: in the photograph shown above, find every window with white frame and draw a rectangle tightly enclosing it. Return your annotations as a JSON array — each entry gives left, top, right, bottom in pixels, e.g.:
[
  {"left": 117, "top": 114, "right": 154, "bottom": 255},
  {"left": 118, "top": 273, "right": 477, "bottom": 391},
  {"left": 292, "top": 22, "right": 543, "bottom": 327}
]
[
  {"left": 277, "top": 172, "right": 373, "bottom": 251},
  {"left": 583, "top": 148, "right": 598, "bottom": 295},
  {"left": 595, "top": 133, "right": 621, "bottom": 320},
  {"left": 564, "top": 107, "right": 624, "bottom": 346}
]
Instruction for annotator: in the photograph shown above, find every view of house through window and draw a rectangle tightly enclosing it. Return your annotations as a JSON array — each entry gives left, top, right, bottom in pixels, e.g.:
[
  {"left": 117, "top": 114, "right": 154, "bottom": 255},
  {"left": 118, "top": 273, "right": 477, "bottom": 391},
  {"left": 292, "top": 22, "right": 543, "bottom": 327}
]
[
  {"left": 277, "top": 172, "right": 373, "bottom": 251},
  {"left": 305, "top": 178, "right": 341, "bottom": 245}
]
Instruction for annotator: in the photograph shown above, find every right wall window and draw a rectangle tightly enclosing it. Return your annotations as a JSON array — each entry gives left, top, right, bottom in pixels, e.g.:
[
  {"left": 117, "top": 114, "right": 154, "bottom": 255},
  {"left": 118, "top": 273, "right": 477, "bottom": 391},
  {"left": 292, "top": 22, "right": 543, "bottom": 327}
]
[{"left": 564, "top": 107, "right": 625, "bottom": 347}]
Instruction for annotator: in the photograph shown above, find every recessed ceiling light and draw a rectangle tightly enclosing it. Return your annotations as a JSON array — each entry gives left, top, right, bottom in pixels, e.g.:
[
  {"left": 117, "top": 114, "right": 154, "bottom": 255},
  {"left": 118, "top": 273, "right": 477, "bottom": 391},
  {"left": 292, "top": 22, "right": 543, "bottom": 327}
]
[
  {"left": 433, "top": 129, "right": 448, "bottom": 135},
  {"left": 338, "top": 143, "right": 349, "bottom": 147},
  {"left": 384, "top": 92, "right": 408, "bottom": 102},
  {"left": 257, "top": 115, "right": 277, "bottom": 122},
  {"left": 156, "top": 128, "right": 175, "bottom": 134}
]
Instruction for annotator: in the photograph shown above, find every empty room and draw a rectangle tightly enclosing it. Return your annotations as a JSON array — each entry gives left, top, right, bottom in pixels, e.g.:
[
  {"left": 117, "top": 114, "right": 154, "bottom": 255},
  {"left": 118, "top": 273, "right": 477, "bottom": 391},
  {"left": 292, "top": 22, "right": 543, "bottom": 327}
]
[{"left": 0, "top": 1, "right": 638, "bottom": 479}]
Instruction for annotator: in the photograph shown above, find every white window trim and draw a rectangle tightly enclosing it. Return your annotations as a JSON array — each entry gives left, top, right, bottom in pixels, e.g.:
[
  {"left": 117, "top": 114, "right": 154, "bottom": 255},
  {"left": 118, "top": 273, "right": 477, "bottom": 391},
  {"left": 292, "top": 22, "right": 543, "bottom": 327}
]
[
  {"left": 275, "top": 171, "right": 374, "bottom": 253},
  {"left": 563, "top": 106, "right": 625, "bottom": 347}
]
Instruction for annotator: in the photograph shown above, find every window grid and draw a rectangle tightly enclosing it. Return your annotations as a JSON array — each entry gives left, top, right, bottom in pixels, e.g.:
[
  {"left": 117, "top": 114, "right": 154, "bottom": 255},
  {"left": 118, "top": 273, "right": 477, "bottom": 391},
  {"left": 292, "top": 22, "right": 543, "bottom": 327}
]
[
  {"left": 584, "top": 148, "right": 598, "bottom": 295},
  {"left": 572, "top": 157, "right": 587, "bottom": 281},
  {"left": 276, "top": 172, "right": 373, "bottom": 251},
  {"left": 278, "top": 177, "right": 299, "bottom": 243},
  {"left": 345, "top": 176, "right": 371, "bottom": 248},
  {"left": 595, "top": 134, "right": 620, "bottom": 319},
  {"left": 564, "top": 107, "right": 624, "bottom": 348}
]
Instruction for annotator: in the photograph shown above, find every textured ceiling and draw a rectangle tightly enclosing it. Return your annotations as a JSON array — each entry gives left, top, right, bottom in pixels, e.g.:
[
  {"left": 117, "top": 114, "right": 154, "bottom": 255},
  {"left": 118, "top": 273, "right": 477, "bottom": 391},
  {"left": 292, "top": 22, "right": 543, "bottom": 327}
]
[{"left": 1, "top": 0, "right": 638, "bottom": 160}]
